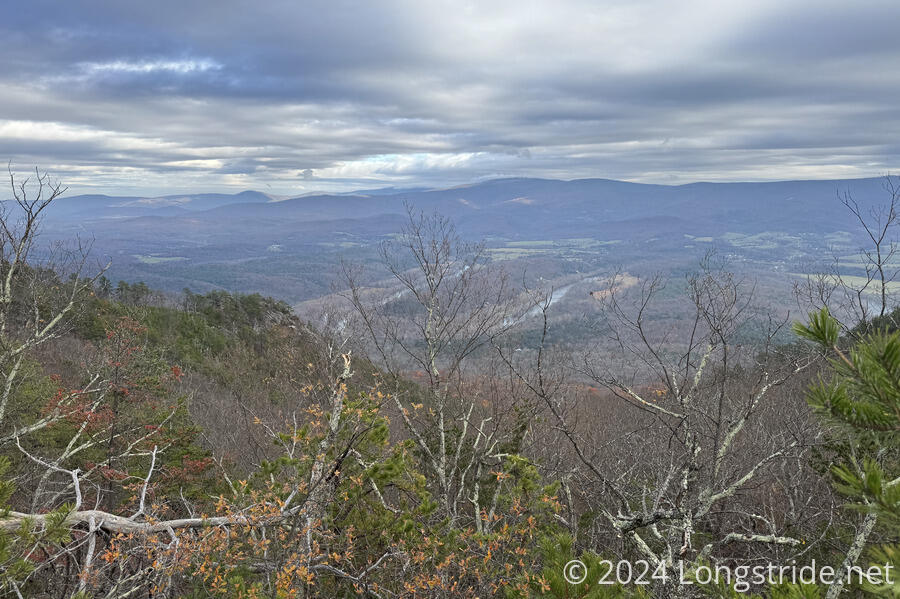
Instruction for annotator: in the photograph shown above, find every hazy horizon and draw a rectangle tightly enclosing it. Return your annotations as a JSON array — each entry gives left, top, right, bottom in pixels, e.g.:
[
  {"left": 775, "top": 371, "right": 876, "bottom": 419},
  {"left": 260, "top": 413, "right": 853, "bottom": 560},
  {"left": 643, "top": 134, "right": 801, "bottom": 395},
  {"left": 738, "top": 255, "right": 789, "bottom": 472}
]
[{"left": 37, "top": 172, "right": 900, "bottom": 201}]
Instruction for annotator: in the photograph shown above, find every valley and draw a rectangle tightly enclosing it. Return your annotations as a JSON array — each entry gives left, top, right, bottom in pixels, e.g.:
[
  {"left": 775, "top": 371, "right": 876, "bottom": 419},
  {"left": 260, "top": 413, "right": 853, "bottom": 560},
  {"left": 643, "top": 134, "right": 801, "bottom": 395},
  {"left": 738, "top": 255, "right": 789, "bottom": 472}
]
[{"left": 35, "top": 175, "right": 897, "bottom": 353}]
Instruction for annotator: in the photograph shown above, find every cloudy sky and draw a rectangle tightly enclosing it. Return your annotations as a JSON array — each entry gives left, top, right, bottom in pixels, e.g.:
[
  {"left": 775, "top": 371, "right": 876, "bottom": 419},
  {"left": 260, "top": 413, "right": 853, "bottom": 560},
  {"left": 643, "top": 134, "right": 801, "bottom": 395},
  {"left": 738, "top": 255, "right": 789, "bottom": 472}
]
[{"left": 2, "top": 0, "right": 899, "bottom": 195}]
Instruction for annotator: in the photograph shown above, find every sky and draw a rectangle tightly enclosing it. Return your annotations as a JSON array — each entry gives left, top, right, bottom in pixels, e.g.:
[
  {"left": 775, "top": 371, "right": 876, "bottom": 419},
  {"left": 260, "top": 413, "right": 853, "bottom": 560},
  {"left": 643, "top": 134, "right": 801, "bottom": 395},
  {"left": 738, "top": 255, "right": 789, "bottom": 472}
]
[{"left": 2, "top": 0, "right": 900, "bottom": 196}]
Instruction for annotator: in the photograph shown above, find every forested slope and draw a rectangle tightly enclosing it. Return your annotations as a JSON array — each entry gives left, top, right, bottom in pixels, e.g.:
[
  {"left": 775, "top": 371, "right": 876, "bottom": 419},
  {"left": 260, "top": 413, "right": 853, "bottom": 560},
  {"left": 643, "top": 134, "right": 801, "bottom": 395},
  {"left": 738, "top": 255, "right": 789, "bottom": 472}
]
[{"left": 0, "top": 173, "right": 896, "bottom": 599}]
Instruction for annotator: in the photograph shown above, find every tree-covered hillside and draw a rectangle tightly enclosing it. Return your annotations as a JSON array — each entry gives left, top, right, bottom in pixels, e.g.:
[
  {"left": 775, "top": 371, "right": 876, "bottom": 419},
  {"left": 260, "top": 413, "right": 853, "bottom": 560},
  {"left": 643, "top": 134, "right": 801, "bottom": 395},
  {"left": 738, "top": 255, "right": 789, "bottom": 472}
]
[{"left": 0, "top": 171, "right": 897, "bottom": 598}]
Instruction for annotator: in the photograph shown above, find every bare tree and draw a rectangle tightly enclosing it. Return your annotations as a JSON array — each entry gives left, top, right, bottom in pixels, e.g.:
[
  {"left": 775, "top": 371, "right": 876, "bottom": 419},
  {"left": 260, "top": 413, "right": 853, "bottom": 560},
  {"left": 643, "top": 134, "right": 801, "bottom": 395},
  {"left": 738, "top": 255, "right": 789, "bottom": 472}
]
[
  {"left": 0, "top": 166, "right": 107, "bottom": 435},
  {"left": 0, "top": 322, "right": 403, "bottom": 598},
  {"left": 341, "top": 207, "right": 530, "bottom": 528},
  {"left": 501, "top": 260, "right": 823, "bottom": 597},
  {"left": 796, "top": 175, "right": 900, "bottom": 333},
  {"left": 791, "top": 178, "right": 900, "bottom": 599}
]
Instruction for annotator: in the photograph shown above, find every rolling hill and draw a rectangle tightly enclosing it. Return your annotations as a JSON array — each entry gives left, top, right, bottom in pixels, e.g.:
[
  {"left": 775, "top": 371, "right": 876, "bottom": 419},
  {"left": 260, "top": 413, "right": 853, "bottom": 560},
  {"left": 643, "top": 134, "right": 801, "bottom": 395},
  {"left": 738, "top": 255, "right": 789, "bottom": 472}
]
[{"left": 27, "top": 176, "right": 895, "bottom": 313}]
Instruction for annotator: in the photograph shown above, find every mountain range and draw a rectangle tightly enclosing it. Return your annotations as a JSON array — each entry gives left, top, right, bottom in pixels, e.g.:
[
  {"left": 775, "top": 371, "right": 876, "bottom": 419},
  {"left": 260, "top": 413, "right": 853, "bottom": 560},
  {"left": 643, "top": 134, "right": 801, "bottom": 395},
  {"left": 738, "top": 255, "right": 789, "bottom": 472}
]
[{"left": 32, "top": 176, "right": 896, "bottom": 308}]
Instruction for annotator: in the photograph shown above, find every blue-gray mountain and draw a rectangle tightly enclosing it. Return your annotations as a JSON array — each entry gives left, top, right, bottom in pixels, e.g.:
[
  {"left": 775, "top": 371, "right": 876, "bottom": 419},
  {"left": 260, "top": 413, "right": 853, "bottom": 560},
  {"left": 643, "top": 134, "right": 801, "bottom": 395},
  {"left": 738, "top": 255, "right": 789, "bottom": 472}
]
[{"left": 32, "top": 176, "right": 896, "bottom": 304}]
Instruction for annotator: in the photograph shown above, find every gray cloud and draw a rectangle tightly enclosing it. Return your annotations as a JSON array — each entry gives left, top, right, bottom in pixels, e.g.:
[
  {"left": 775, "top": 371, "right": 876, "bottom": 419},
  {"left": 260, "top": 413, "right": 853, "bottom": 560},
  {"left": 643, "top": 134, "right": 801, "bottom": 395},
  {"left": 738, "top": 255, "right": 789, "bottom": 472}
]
[{"left": 1, "top": 0, "right": 898, "bottom": 195}]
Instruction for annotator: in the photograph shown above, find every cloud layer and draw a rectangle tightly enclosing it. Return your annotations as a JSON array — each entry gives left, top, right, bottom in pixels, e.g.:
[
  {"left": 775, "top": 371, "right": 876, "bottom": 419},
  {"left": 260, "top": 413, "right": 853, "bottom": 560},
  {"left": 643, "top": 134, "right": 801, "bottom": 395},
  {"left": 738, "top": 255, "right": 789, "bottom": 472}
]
[{"left": 2, "top": 0, "right": 899, "bottom": 194}]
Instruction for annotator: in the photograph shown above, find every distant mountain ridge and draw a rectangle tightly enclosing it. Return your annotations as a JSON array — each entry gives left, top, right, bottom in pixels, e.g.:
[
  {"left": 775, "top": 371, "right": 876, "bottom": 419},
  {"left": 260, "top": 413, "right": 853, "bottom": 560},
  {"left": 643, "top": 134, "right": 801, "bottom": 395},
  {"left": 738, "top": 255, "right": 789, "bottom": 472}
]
[
  {"left": 28, "top": 175, "right": 897, "bottom": 303},
  {"left": 50, "top": 175, "right": 892, "bottom": 234},
  {"left": 46, "top": 190, "right": 274, "bottom": 220},
  {"left": 48, "top": 175, "right": 886, "bottom": 221}
]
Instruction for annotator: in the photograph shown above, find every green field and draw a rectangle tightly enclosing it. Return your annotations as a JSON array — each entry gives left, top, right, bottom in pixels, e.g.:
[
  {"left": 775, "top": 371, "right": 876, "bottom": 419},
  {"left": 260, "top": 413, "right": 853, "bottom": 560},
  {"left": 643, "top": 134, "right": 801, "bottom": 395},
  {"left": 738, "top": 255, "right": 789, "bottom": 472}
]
[
  {"left": 790, "top": 272, "right": 900, "bottom": 294},
  {"left": 721, "top": 231, "right": 802, "bottom": 250},
  {"left": 486, "top": 238, "right": 621, "bottom": 261},
  {"left": 133, "top": 254, "right": 187, "bottom": 264}
]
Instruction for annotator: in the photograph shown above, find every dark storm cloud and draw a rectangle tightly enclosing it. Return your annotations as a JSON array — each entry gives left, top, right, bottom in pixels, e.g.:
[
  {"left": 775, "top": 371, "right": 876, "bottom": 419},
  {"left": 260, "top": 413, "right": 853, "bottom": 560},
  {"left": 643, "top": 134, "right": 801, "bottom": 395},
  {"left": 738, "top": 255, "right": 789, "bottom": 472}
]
[{"left": 1, "top": 0, "right": 898, "bottom": 194}]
